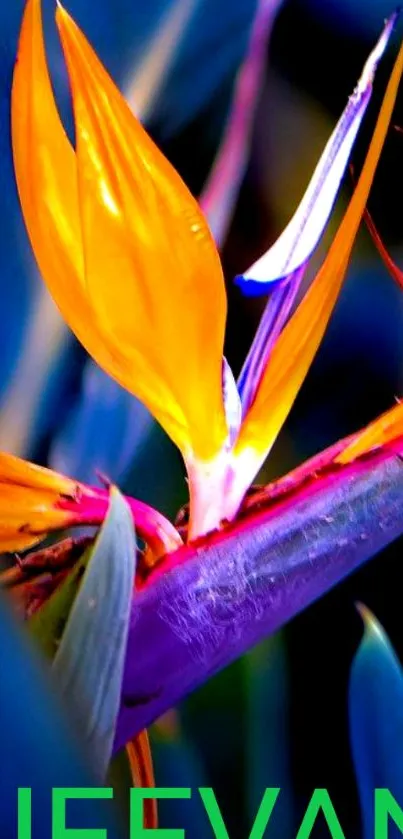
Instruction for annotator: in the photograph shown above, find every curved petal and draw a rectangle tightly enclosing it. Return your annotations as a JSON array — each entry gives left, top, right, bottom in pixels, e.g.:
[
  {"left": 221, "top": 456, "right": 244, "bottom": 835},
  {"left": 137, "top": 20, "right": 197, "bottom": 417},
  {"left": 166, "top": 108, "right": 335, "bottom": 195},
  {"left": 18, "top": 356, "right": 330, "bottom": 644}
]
[
  {"left": 53, "top": 3, "right": 227, "bottom": 462},
  {"left": 11, "top": 0, "right": 130, "bottom": 394},
  {"left": 11, "top": 0, "right": 83, "bottom": 308},
  {"left": 229, "top": 30, "right": 403, "bottom": 508}
]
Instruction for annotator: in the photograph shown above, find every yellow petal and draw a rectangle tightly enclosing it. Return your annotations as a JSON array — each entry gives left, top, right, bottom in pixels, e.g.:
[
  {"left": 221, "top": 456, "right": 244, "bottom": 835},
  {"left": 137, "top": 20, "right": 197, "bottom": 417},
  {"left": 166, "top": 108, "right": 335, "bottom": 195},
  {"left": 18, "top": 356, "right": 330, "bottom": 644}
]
[
  {"left": 234, "top": 36, "right": 403, "bottom": 477},
  {"left": 50, "top": 3, "right": 227, "bottom": 461},
  {"left": 336, "top": 400, "right": 403, "bottom": 464}
]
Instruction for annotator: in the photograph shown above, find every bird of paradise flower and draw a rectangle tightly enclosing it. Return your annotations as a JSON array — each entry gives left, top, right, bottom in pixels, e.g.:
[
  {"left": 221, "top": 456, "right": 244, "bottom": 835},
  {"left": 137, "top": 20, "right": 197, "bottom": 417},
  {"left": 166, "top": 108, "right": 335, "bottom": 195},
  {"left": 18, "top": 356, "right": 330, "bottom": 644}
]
[{"left": 3, "top": 0, "right": 403, "bottom": 786}]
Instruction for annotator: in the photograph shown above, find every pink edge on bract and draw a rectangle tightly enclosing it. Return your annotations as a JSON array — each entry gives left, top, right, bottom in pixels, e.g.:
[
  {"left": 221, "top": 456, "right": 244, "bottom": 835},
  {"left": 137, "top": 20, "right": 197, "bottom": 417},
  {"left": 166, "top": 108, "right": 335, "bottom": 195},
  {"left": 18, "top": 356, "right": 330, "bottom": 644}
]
[{"left": 59, "top": 486, "right": 182, "bottom": 559}]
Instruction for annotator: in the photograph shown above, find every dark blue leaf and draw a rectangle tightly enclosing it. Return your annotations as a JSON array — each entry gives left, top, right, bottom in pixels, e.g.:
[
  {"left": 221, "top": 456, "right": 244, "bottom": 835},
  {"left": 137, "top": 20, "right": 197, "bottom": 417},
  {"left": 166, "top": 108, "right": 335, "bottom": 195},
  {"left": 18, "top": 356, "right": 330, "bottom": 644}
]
[
  {"left": 349, "top": 605, "right": 403, "bottom": 839},
  {"left": 50, "top": 362, "right": 154, "bottom": 484},
  {"left": 0, "top": 592, "right": 123, "bottom": 839},
  {"left": 246, "top": 635, "right": 295, "bottom": 839}
]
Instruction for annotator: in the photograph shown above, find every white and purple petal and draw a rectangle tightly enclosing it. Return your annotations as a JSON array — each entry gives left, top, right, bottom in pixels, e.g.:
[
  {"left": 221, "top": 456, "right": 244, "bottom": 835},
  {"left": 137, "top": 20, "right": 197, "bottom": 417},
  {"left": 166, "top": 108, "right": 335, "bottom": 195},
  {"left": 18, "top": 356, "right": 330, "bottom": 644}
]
[
  {"left": 237, "top": 12, "right": 398, "bottom": 413},
  {"left": 236, "top": 11, "right": 398, "bottom": 295}
]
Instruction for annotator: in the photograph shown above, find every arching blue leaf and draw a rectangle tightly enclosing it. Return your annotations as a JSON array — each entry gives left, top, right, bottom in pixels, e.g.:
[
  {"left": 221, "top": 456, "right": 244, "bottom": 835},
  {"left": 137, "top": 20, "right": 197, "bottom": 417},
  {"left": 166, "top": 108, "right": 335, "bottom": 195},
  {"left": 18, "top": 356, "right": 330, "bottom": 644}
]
[
  {"left": 0, "top": 592, "right": 123, "bottom": 838},
  {"left": 349, "top": 605, "right": 403, "bottom": 839},
  {"left": 50, "top": 362, "right": 154, "bottom": 485}
]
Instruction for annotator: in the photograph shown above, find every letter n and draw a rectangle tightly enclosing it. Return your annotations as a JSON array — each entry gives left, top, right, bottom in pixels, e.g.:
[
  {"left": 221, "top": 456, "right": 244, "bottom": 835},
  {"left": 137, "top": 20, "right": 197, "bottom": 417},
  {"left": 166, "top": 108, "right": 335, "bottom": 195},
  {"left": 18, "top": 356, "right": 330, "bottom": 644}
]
[{"left": 375, "top": 789, "right": 403, "bottom": 838}]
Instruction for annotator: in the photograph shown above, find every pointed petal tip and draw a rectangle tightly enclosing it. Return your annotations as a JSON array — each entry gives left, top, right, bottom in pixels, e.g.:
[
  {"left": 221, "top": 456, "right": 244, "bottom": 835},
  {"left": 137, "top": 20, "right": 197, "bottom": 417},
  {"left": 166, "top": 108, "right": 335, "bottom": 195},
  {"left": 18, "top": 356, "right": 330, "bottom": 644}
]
[
  {"left": 55, "top": 0, "right": 68, "bottom": 26},
  {"left": 234, "top": 273, "right": 286, "bottom": 298},
  {"left": 356, "top": 602, "right": 385, "bottom": 642},
  {"left": 55, "top": 1, "right": 74, "bottom": 33}
]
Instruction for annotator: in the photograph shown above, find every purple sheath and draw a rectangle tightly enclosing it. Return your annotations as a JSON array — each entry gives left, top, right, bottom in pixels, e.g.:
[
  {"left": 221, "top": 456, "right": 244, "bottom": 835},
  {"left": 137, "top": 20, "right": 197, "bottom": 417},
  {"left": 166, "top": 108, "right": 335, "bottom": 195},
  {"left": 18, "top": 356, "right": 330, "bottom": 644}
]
[{"left": 114, "top": 443, "right": 403, "bottom": 751}]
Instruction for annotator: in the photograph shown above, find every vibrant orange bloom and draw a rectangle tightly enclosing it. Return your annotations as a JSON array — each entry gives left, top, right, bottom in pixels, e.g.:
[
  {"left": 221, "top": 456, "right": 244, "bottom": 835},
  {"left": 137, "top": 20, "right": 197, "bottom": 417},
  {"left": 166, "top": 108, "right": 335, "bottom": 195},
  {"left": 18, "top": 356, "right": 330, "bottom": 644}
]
[
  {"left": 10, "top": 1, "right": 403, "bottom": 538},
  {"left": 12, "top": 0, "right": 228, "bottom": 466}
]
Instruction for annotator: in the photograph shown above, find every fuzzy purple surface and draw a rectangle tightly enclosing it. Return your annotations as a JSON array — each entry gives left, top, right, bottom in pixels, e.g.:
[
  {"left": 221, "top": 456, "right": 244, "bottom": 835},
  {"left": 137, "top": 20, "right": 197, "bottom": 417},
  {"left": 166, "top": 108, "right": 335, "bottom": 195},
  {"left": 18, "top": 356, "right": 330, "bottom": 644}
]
[{"left": 114, "top": 441, "right": 403, "bottom": 751}]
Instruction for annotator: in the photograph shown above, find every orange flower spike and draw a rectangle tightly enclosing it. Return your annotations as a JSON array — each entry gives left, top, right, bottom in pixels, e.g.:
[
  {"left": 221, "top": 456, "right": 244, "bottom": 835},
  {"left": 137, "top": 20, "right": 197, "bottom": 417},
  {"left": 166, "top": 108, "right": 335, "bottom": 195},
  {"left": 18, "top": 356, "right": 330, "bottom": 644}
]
[{"left": 54, "top": 3, "right": 227, "bottom": 462}]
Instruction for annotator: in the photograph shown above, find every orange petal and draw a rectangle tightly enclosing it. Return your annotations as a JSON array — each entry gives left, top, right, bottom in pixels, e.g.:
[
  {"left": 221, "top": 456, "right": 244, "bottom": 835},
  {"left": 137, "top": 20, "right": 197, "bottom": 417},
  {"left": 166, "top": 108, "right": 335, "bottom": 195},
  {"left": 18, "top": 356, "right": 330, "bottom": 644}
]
[
  {"left": 11, "top": 0, "right": 83, "bottom": 307},
  {"left": 0, "top": 451, "right": 77, "bottom": 494},
  {"left": 11, "top": 0, "right": 156, "bottom": 400},
  {"left": 0, "top": 481, "right": 75, "bottom": 552},
  {"left": 233, "top": 35, "right": 403, "bottom": 485},
  {"left": 336, "top": 400, "right": 403, "bottom": 464},
  {"left": 51, "top": 4, "right": 228, "bottom": 461},
  {"left": 0, "top": 452, "right": 82, "bottom": 552},
  {"left": 126, "top": 731, "right": 158, "bottom": 829}
]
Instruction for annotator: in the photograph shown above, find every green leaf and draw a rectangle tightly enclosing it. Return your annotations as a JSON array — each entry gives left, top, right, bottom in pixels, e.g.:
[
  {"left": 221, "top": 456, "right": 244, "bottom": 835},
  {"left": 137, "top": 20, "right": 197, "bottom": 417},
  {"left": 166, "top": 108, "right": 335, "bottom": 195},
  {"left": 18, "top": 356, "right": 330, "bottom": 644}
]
[
  {"left": 52, "top": 487, "right": 136, "bottom": 779},
  {"left": 29, "top": 544, "right": 92, "bottom": 659}
]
